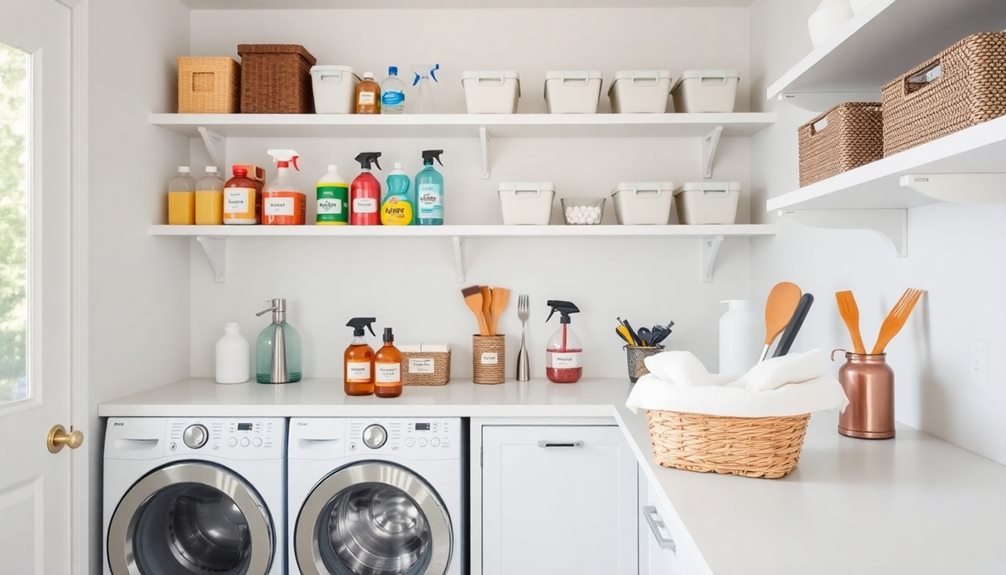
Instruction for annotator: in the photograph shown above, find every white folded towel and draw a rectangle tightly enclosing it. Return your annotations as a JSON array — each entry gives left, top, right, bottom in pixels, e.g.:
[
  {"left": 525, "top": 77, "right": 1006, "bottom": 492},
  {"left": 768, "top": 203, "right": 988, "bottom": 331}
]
[
  {"left": 642, "top": 350, "right": 716, "bottom": 387},
  {"left": 735, "top": 349, "right": 830, "bottom": 392}
]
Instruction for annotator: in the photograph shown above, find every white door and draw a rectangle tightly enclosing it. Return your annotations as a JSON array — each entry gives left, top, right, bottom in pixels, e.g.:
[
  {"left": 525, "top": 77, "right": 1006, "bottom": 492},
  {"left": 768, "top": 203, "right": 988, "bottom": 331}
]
[
  {"left": 0, "top": 0, "right": 77, "bottom": 573},
  {"left": 480, "top": 425, "right": 638, "bottom": 575}
]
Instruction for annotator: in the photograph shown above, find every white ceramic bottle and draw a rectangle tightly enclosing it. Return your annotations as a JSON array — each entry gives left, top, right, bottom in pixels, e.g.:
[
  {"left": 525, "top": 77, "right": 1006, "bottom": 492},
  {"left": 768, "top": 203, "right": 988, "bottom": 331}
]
[
  {"left": 719, "top": 300, "right": 759, "bottom": 377},
  {"left": 215, "top": 322, "right": 250, "bottom": 384}
]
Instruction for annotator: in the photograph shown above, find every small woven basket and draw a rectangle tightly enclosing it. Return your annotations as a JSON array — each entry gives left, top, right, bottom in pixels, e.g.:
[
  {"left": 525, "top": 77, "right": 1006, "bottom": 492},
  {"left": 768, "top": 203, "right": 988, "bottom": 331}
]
[
  {"left": 798, "top": 102, "right": 883, "bottom": 186},
  {"left": 473, "top": 335, "right": 505, "bottom": 385},
  {"left": 882, "top": 32, "right": 1006, "bottom": 156},
  {"left": 646, "top": 410, "right": 811, "bottom": 479},
  {"left": 177, "top": 57, "right": 239, "bottom": 114},
  {"left": 401, "top": 350, "right": 451, "bottom": 386},
  {"left": 237, "top": 44, "right": 317, "bottom": 114},
  {"left": 625, "top": 345, "right": 663, "bottom": 383}
]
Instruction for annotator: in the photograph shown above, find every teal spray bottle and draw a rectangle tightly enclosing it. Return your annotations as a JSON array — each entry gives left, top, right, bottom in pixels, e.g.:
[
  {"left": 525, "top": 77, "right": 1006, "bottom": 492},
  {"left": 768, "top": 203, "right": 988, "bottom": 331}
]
[{"left": 415, "top": 149, "right": 445, "bottom": 225}]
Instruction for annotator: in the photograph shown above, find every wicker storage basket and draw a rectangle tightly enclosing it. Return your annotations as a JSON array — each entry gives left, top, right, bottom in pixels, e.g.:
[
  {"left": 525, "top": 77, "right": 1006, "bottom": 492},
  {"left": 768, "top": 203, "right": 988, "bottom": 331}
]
[
  {"left": 401, "top": 350, "right": 451, "bottom": 386},
  {"left": 473, "top": 335, "right": 505, "bottom": 385},
  {"left": 646, "top": 410, "right": 811, "bottom": 479},
  {"left": 882, "top": 32, "right": 1006, "bottom": 156},
  {"left": 177, "top": 57, "right": 239, "bottom": 114},
  {"left": 798, "top": 102, "right": 882, "bottom": 186},
  {"left": 238, "top": 44, "right": 317, "bottom": 114}
]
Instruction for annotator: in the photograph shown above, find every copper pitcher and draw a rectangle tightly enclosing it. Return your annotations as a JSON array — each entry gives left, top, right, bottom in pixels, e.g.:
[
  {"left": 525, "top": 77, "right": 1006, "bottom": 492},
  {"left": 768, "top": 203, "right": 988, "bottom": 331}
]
[{"left": 834, "top": 351, "right": 895, "bottom": 439}]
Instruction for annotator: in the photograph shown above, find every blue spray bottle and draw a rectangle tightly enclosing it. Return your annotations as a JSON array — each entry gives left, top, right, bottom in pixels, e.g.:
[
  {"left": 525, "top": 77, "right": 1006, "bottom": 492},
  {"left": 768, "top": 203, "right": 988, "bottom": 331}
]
[{"left": 415, "top": 150, "right": 445, "bottom": 226}]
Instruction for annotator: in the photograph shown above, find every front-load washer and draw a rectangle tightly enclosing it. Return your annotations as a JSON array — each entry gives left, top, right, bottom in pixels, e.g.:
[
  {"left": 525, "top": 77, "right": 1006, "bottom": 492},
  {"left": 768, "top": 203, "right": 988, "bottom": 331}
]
[
  {"left": 103, "top": 417, "right": 286, "bottom": 575},
  {"left": 288, "top": 417, "right": 464, "bottom": 575}
]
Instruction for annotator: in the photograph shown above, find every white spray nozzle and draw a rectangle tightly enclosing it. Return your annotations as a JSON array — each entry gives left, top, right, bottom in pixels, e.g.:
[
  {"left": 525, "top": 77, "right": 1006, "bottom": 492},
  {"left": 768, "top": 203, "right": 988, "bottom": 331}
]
[{"left": 267, "top": 149, "right": 300, "bottom": 171}]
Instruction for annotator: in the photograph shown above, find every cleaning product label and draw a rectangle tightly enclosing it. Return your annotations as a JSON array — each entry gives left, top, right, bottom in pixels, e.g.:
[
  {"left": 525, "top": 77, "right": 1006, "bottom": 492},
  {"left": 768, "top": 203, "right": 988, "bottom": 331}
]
[
  {"left": 380, "top": 196, "right": 413, "bottom": 225},
  {"left": 480, "top": 352, "right": 499, "bottom": 365},
  {"left": 548, "top": 352, "right": 581, "bottom": 368},
  {"left": 264, "top": 197, "right": 295, "bottom": 216},
  {"left": 358, "top": 92, "right": 376, "bottom": 105},
  {"left": 408, "top": 357, "right": 435, "bottom": 374},
  {"left": 418, "top": 183, "right": 442, "bottom": 219},
  {"left": 347, "top": 361, "right": 371, "bottom": 381},
  {"left": 353, "top": 197, "right": 378, "bottom": 214},
  {"left": 317, "top": 184, "right": 348, "bottom": 224},
  {"left": 223, "top": 188, "right": 253, "bottom": 214},
  {"left": 381, "top": 90, "right": 405, "bottom": 107},
  {"left": 375, "top": 362, "right": 401, "bottom": 383}
]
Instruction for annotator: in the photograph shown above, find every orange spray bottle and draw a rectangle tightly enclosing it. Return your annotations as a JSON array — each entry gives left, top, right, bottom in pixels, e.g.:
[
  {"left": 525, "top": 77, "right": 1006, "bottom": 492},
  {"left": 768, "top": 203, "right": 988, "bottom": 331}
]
[{"left": 263, "top": 149, "right": 306, "bottom": 225}]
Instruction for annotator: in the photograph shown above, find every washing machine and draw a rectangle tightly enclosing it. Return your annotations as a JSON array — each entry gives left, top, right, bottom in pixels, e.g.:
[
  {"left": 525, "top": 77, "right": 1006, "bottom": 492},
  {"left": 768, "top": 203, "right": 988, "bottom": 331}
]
[
  {"left": 288, "top": 417, "right": 464, "bottom": 575},
  {"left": 103, "top": 417, "right": 286, "bottom": 575}
]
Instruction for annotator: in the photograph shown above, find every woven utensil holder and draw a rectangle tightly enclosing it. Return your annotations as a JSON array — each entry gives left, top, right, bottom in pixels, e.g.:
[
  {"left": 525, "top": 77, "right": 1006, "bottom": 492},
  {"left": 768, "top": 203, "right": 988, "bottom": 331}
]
[
  {"left": 473, "top": 335, "right": 505, "bottom": 385},
  {"left": 237, "top": 44, "right": 317, "bottom": 114},
  {"left": 798, "top": 102, "right": 883, "bottom": 186},
  {"left": 401, "top": 350, "right": 451, "bottom": 386},
  {"left": 177, "top": 57, "right": 239, "bottom": 114},
  {"left": 882, "top": 32, "right": 1006, "bottom": 156},
  {"left": 646, "top": 410, "right": 811, "bottom": 479},
  {"left": 625, "top": 345, "right": 664, "bottom": 383}
]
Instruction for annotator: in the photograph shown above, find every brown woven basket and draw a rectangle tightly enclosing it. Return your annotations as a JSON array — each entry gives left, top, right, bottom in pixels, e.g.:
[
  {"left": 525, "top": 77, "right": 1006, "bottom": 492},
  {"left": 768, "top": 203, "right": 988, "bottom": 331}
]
[
  {"left": 646, "top": 410, "right": 811, "bottom": 479},
  {"left": 401, "top": 350, "right": 451, "bottom": 386},
  {"left": 473, "top": 335, "right": 505, "bottom": 385},
  {"left": 798, "top": 102, "right": 883, "bottom": 186},
  {"left": 237, "top": 44, "right": 317, "bottom": 114},
  {"left": 177, "top": 57, "right": 239, "bottom": 114},
  {"left": 882, "top": 32, "right": 1006, "bottom": 157}
]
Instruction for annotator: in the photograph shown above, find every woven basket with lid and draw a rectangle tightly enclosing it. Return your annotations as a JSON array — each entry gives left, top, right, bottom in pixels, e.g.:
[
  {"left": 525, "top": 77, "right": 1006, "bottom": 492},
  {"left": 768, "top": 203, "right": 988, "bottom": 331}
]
[{"left": 238, "top": 44, "right": 317, "bottom": 114}]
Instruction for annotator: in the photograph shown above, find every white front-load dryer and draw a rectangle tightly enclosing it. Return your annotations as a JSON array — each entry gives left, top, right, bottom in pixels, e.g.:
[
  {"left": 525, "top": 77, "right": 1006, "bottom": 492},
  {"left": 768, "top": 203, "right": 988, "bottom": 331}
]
[
  {"left": 288, "top": 417, "right": 464, "bottom": 575},
  {"left": 103, "top": 417, "right": 286, "bottom": 575}
]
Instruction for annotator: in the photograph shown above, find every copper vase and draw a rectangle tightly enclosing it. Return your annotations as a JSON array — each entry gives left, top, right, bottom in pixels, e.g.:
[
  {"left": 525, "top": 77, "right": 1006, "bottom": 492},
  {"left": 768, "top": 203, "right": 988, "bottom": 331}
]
[{"left": 836, "top": 351, "right": 895, "bottom": 439}]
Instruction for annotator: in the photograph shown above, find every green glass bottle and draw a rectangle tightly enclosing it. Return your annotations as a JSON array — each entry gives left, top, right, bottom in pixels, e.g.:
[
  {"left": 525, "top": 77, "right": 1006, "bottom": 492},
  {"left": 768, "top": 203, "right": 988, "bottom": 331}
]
[{"left": 255, "top": 298, "right": 302, "bottom": 384}]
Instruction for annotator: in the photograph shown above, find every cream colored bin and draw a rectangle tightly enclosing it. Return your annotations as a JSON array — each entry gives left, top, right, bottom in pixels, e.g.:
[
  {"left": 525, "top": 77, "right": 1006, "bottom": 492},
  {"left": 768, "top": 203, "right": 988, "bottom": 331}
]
[
  {"left": 310, "top": 65, "right": 359, "bottom": 114},
  {"left": 545, "top": 70, "right": 603, "bottom": 113},
  {"left": 671, "top": 70, "right": 740, "bottom": 113},
  {"left": 462, "top": 70, "right": 520, "bottom": 113},
  {"left": 611, "top": 182, "right": 675, "bottom": 225},
  {"left": 608, "top": 70, "right": 673, "bottom": 113},
  {"left": 498, "top": 182, "right": 555, "bottom": 225},
  {"left": 674, "top": 181, "right": 740, "bottom": 224}
]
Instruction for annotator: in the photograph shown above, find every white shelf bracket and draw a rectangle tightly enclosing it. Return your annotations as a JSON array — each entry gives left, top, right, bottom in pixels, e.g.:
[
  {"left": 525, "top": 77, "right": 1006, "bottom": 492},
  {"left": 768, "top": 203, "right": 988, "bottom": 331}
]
[
  {"left": 702, "top": 126, "right": 723, "bottom": 179},
  {"left": 479, "top": 126, "right": 491, "bottom": 180},
  {"left": 452, "top": 236, "right": 465, "bottom": 283},
  {"left": 195, "top": 236, "right": 226, "bottom": 283},
  {"left": 781, "top": 209, "right": 908, "bottom": 257},
  {"left": 900, "top": 173, "right": 1006, "bottom": 203},
  {"left": 777, "top": 91, "right": 881, "bottom": 113},
  {"left": 197, "top": 127, "right": 227, "bottom": 169},
  {"left": 700, "top": 235, "right": 724, "bottom": 283}
]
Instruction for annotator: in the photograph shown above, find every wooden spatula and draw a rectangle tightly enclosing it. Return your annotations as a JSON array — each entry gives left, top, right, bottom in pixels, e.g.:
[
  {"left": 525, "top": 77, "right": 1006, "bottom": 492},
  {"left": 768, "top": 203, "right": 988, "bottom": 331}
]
[
  {"left": 488, "top": 287, "right": 510, "bottom": 336},
  {"left": 480, "top": 286, "right": 493, "bottom": 334},
  {"left": 871, "top": 288, "right": 925, "bottom": 355},
  {"left": 760, "top": 281, "right": 802, "bottom": 361},
  {"left": 835, "top": 290, "right": 867, "bottom": 354},
  {"left": 462, "top": 285, "right": 490, "bottom": 336}
]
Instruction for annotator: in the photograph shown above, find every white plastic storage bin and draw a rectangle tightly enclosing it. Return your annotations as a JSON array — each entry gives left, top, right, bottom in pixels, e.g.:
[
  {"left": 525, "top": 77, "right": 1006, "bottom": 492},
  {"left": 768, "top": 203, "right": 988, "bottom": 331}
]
[
  {"left": 611, "top": 182, "right": 675, "bottom": 225},
  {"left": 674, "top": 181, "right": 740, "bottom": 224},
  {"left": 608, "top": 70, "right": 673, "bottom": 113},
  {"left": 311, "top": 65, "right": 360, "bottom": 114},
  {"left": 498, "top": 182, "right": 555, "bottom": 225},
  {"left": 671, "top": 70, "right": 740, "bottom": 113},
  {"left": 462, "top": 70, "right": 520, "bottom": 113},
  {"left": 545, "top": 70, "right": 603, "bottom": 114}
]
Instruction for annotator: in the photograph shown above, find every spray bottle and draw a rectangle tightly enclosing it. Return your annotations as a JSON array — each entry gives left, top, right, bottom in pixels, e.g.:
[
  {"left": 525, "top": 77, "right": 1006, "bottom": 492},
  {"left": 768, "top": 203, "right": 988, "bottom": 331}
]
[
  {"left": 264, "top": 149, "right": 305, "bottom": 225},
  {"left": 344, "top": 317, "right": 377, "bottom": 396},
  {"left": 415, "top": 150, "right": 445, "bottom": 225},
  {"left": 351, "top": 152, "right": 382, "bottom": 226},
  {"left": 411, "top": 63, "right": 440, "bottom": 113},
  {"left": 381, "top": 162, "right": 413, "bottom": 225},
  {"left": 545, "top": 300, "right": 582, "bottom": 383}
]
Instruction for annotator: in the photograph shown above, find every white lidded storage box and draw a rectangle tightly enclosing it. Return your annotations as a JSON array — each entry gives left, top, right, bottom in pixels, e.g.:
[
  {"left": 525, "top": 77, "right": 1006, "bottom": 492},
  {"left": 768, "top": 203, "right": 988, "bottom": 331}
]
[
  {"left": 671, "top": 70, "right": 740, "bottom": 113},
  {"left": 311, "top": 65, "right": 360, "bottom": 114},
  {"left": 674, "top": 181, "right": 740, "bottom": 224},
  {"left": 611, "top": 182, "right": 675, "bottom": 225},
  {"left": 545, "top": 70, "right": 603, "bottom": 114},
  {"left": 498, "top": 182, "right": 555, "bottom": 225},
  {"left": 608, "top": 70, "right": 673, "bottom": 113},
  {"left": 462, "top": 70, "right": 520, "bottom": 113}
]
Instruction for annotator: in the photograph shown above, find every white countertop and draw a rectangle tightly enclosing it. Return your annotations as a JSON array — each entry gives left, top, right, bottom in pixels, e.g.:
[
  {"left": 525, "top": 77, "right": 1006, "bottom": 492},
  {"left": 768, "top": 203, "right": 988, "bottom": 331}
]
[{"left": 100, "top": 378, "right": 1006, "bottom": 575}]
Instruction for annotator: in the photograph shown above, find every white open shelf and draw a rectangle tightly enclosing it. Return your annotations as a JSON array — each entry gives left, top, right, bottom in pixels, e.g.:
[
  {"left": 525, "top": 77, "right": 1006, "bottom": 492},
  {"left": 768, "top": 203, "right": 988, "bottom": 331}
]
[{"left": 766, "top": 0, "right": 1006, "bottom": 107}]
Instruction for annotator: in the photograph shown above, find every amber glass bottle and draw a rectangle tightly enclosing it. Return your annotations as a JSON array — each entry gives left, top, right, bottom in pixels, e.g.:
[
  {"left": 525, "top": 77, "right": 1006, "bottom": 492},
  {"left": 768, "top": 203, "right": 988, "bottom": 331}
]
[
  {"left": 374, "top": 328, "right": 402, "bottom": 398},
  {"left": 344, "top": 318, "right": 377, "bottom": 396},
  {"left": 355, "top": 72, "right": 381, "bottom": 114}
]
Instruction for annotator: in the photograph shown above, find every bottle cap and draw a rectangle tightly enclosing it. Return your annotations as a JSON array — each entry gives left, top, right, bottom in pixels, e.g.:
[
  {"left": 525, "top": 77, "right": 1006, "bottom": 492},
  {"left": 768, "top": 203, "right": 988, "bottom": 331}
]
[
  {"left": 233, "top": 166, "right": 248, "bottom": 177},
  {"left": 179, "top": 166, "right": 191, "bottom": 174},
  {"left": 363, "top": 72, "right": 374, "bottom": 79},
  {"left": 206, "top": 165, "right": 218, "bottom": 174},
  {"left": 383, "top": 327, "right": 394, "bottom": 343},
  {"left": 347, "top": 317, "right": 377, "bottom": 337},
  {"left": 389, "top": 66, "right": 398, "bottom": 76},
  {"left": 328, "top": 164, "right": 338, "bottom": 172},
  {"left": 394, "top": 162, "right": 402, "bottom": 170}
]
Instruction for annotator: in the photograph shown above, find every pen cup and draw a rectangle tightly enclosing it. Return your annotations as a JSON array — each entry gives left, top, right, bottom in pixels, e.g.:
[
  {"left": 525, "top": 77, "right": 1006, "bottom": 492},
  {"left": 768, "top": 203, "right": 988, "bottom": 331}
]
[
  {"left": 473, "top": 335, "right": 505, "bottom": 385},
  {"left": 625, "top": 345, "right": 664, "bottom": 383}
]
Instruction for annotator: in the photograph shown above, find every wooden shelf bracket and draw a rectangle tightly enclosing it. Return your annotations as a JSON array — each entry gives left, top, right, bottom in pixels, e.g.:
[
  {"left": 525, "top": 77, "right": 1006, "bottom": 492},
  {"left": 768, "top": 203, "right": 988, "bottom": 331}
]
[{"left": 780, "top": 208, "right": 907, "bottom": 257}]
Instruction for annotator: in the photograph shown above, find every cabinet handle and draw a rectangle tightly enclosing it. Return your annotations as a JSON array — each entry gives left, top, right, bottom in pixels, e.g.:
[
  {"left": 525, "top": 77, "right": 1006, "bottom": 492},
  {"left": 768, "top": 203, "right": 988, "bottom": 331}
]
[
  {"left": 643, "top": 506, "right": 677, "bottom": 553},
  {"left": 537, "top": 440, "right": 584, "bottom": 448}
]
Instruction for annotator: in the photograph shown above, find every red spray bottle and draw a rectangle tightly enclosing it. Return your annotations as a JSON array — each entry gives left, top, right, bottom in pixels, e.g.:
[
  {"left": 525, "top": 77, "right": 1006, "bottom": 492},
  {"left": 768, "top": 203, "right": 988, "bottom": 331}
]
[
  {"left": 545, "top": 300, "right": 582, "bottom": 383},
  {"left": 351, "top": 152, "right": 382, "bottom": 225}
]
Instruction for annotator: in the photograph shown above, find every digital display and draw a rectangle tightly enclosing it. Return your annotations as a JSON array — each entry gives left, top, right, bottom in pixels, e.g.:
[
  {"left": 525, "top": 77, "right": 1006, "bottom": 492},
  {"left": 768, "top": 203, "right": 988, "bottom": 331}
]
[
  {"left": 415, "top": 423, "right": 430, "bottom": 431},
  {"left": 237, "top": 423, "right": 252, "bottom": 431}
]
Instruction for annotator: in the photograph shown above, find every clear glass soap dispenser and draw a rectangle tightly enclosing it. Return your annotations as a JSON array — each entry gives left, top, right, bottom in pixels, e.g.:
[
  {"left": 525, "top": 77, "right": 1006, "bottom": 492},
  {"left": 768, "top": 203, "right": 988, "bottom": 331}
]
[{"left": 255, "top": 298, "right": 302, "bottom": 384}]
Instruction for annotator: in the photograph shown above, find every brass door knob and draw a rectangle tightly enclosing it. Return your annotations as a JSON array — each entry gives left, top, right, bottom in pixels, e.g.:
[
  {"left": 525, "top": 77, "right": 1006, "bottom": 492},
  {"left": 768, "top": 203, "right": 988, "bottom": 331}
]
[{"left": 47, "top": 424, "right": 84, "bottom": 454}]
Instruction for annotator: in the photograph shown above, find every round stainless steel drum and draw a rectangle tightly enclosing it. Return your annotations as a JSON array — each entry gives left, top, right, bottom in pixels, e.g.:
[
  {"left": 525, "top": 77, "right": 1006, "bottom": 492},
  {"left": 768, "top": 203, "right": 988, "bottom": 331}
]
[
  {"left": 295, "top": 462, "right": 452, "bottom": 575},
  {"left": 107, "top": 462, "right": 274, "bottom": 575}
]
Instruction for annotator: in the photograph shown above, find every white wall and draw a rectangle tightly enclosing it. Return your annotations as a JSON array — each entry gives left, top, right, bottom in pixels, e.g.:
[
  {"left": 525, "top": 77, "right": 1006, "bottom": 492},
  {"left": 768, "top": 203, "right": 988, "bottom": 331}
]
[
  {"left": 185, "top": 7, "right": 757, "bottom": 379},
  {"left": 749, "top": 0, "right": 1006, "bottom": 464}
]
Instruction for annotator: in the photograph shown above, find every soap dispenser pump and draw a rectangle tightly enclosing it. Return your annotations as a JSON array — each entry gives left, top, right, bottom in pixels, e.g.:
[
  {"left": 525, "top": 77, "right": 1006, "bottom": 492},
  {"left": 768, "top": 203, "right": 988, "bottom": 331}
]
[{"left": 255, "top": 298, "right": 303, "bottom": 384}]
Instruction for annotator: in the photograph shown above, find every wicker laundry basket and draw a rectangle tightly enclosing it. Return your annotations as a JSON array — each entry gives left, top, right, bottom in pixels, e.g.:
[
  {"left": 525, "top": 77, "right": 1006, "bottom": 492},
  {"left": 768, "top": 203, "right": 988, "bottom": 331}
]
[
  {"left": 882, "top": 32, "right": 1006, "bottom": 156},
  {"left": 646, "top": 410, "right": 811, "bottom": 479},
  {"left": 798, "top": 102, "right": 883, "bottom": 186},
  {"left": 238, "top": 44, "right": 317, "bottom": 114}
]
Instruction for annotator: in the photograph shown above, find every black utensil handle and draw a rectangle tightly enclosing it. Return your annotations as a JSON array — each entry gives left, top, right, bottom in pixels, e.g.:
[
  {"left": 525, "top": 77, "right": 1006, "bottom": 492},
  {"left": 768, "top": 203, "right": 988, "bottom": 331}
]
[{"left": 773, "top": 293, "right": 814, "bottom": 358}]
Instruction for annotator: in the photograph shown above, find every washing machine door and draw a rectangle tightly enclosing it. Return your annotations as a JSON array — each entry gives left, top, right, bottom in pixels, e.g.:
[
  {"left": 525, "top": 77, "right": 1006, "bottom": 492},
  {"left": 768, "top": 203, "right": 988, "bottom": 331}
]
[
  {"left": 107, "top": 461, "right": 274, "bottom": 575},
  {"left": 295, "top": 461, "right": 452, "bottom": 575}
]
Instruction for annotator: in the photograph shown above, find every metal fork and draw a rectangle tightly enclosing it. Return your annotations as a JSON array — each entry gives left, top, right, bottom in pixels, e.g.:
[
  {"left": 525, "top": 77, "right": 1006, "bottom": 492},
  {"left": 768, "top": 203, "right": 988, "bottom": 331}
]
[{"left": 516, "top": 294, "right": 531, "bottom": 382}]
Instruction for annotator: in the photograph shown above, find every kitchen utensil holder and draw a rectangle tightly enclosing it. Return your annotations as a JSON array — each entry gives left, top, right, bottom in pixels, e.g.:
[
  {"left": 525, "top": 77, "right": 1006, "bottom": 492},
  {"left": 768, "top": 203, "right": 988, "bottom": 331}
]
[
  {"left": 473, "top": 335, "right": 505, "bottom": 385},
  {"left": 835, "top": 351, "right": 895, "bottom": 439},
  {"left": 798, "top": 102, "right": 883, "bottom": 186},
  {"left": 401, "top": 350, "right": 451, "bottom": 386},
  {"left": 625, "top": 345, "right": 664, "bottom": 383}
]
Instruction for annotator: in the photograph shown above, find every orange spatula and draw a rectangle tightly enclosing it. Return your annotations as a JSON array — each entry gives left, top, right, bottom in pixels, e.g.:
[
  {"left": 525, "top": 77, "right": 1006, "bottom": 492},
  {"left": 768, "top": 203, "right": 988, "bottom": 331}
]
[
  {"left": 871, "top": 288, "right": 925, "bottom": 355},
  {"left": 760, "top": 282, "right": 802, "bottom": 361}
]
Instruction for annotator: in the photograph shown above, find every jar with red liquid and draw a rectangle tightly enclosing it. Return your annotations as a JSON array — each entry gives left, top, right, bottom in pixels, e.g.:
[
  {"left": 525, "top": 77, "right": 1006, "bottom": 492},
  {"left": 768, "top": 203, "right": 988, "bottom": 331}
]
[{"left": 545, "top": 300, "right": 582, "bottom": 383}]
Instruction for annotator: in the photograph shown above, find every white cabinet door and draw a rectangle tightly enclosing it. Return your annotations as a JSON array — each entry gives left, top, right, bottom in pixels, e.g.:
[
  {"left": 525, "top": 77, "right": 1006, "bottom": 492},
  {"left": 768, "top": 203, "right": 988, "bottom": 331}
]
[
  {"left": 638, "top": 469, "right": 711, "bottom": 575},
  {"left": 481, "top": 425, "right": 637, "bottom": 575}
]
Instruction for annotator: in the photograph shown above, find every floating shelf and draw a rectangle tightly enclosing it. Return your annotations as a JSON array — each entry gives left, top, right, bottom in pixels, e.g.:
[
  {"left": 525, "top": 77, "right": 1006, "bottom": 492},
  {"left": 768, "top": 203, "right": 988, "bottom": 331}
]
[{"left": 151, "top": 224, "right": 777, "bottom": 284}]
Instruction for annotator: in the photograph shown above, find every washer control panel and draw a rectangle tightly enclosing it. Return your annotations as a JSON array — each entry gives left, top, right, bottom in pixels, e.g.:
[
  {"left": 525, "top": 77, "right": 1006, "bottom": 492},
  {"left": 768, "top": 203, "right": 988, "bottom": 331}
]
[
  {"left": 166, "top": 418, "right": 284, "bottom": 458},
  {"left": 346, "top": 419, "right": 458, "bottom": 458}
]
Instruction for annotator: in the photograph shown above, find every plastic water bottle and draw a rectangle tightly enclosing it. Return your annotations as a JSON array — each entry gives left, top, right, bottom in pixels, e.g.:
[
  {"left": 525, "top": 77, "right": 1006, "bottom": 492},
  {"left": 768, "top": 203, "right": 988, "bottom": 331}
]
[
  {"left": 381, "top": 66, "right": 406, "bottom": 114},
  {"left": 411, "top": 64, "right": 440, "bottom": 114}
]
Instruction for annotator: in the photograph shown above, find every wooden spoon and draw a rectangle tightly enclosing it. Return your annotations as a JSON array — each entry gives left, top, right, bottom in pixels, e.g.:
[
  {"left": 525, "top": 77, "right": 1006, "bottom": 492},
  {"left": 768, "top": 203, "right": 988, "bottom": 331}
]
[
  {"left": 480, "top": 286, "right": 493, "bottom": 334},
  {"left": 835, "top": 290, "right": 867, "bottom": 354},
  {"left": 760, "top": 282, "right": 802, "bottom": 361},
  {"left": 871, "top": 288, "right": 925, "bottom": 354}
]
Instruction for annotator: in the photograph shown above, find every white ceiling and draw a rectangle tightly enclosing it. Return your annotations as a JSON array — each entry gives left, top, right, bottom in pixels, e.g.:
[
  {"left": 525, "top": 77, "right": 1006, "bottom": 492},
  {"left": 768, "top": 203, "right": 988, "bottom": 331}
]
[{"left": 180, "top": 0, "right": 754, "bottom": 9}]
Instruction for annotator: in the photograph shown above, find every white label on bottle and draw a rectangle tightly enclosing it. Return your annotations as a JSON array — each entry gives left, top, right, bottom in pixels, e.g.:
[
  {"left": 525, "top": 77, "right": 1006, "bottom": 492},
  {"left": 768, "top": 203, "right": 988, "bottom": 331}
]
[
  {"left": 347, "top": 362, "right": 371, "bottom": 381},
  {"left": 481, "top": 352, "right": 498, "bottom": 365},
  {"left": 317, "top": 198, "right": 343, "bottom": 215},
  {"left": 224, "top": 188, "right": 253, "bottom": 213},
  {"left": 353, "top": 197, "right": 378, "bottom": 214},
  {"left": 375, "top": 363, "right": 401, "bottom": 383},
  {"left": 264, "top": 197, "right": 294, "bottom": 216},
  {"left": 358, "top": 92, "right": 376, "bottom": 105},
  {"left": 548, "top": 352, "right": 581, "bottom": 368},
  {"left": 408, "top": 357, "right": 435, "bottom": 374},
  {"left": 418, "top": 183, "right": 442, "bottom": 218}
]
